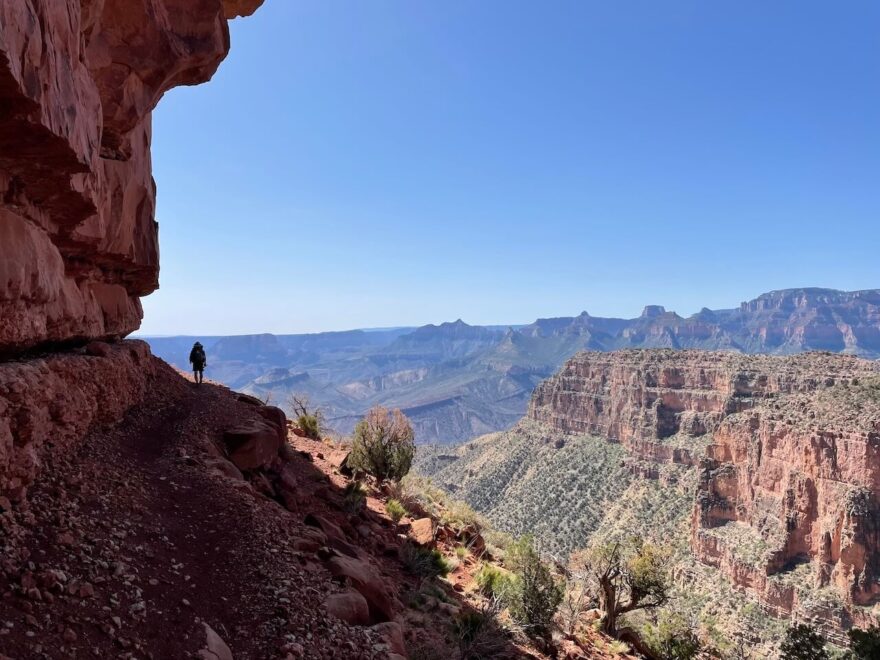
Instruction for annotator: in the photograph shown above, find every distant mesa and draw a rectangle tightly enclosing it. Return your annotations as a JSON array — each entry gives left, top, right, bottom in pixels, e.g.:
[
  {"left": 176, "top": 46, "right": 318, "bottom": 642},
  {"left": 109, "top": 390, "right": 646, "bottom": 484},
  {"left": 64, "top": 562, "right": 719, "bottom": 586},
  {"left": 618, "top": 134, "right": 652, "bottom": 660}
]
[{"left": 641, "top": 305, "right": 667, "bottom": 318}]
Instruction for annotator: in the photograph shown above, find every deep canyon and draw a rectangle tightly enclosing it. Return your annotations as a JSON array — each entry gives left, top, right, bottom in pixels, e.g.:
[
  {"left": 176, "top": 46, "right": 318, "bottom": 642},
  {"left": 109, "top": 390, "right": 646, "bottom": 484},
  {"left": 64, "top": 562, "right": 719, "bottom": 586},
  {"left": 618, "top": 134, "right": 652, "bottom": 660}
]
[
  {"left": 417, "top": 349, "right": 880, "bottom": 649},
  {"left": 1, "top": 1, "right": 879, "bottom": 658}
]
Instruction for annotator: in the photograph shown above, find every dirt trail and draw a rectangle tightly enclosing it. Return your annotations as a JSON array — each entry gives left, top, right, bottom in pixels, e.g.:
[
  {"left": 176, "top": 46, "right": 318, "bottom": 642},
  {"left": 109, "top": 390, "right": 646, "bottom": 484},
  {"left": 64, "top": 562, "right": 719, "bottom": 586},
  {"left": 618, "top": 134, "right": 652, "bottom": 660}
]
[{"left": 0, "top": 365, "right": 377, "bottom": 659}]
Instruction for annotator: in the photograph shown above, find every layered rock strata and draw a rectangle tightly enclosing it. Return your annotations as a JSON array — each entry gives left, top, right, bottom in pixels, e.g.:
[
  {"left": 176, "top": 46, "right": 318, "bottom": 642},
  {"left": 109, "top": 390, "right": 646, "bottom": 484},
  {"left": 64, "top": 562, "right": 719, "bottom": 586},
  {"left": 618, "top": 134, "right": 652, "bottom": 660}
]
[
  {"left": 694, "top": 379, "right": 880, "bottom": 623},
  {"left": 0, "top": 0, "right": 263, "bottom": 354},
  {"left": 529, "top": 349, "right": 880, "bottom": 631}
]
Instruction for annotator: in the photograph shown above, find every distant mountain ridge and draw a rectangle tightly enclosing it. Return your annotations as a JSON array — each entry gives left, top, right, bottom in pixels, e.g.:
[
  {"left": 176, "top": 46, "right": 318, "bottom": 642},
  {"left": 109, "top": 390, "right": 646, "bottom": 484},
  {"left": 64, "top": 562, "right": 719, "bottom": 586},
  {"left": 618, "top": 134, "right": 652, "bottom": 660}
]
[{"left": 145, "top": 287, "right": 880, "bottom": 443}]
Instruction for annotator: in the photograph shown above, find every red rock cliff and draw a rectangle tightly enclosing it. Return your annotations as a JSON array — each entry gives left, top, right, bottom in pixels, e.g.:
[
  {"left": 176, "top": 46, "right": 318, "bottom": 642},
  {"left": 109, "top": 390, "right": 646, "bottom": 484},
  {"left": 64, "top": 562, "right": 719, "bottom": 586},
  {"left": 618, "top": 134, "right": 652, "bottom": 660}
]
[
  {"left": 529, "top": 349, "right": 880, "bottom": 631},
  {"left": 0, "top": 0, "right": 263, "bottom": 354}
]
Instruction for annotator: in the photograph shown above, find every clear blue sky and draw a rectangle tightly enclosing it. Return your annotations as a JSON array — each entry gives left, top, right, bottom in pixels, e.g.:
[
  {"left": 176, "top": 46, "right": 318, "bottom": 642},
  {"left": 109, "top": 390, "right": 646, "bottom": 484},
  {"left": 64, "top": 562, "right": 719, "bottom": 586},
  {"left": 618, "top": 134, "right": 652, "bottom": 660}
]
[{"left": 141, "top": 1, "right": 880, "bottom": 335}]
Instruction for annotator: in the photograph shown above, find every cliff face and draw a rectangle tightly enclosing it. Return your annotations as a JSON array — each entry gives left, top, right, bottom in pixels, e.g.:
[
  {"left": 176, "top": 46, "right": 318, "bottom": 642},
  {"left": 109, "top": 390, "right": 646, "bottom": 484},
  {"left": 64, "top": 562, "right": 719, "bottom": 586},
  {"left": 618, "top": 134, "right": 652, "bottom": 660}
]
[
  {"left": 695, "top": 379, "right": 880, "bottom": 615},
  {"left": 528, "top": 349, "right": 880, "bottom": 632},
  {"left": 0, "top": 0, "right": 262, "bottom": 354}
]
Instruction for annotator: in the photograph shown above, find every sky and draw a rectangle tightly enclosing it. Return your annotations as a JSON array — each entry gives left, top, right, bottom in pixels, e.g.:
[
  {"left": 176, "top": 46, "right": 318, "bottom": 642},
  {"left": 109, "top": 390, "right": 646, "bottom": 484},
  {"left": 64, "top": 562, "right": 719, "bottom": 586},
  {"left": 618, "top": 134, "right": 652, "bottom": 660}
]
[{"left": 141, "top": 1, "right": 880, "bottom": 336}]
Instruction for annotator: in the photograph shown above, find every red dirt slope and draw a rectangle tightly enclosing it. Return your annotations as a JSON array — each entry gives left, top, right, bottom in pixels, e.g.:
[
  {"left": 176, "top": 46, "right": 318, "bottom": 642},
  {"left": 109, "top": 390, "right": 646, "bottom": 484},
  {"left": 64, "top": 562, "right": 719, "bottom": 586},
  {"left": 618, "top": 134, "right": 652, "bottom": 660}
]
[{"left": 0, "top": 357, "right": 380, "bottom": 658}]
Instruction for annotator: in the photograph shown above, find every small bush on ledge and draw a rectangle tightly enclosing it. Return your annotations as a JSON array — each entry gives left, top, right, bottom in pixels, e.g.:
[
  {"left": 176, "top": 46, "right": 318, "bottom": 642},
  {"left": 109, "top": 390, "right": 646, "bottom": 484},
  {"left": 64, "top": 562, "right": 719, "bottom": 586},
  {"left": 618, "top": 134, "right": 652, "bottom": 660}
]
[
  {"left": 400, "top": 542, "right": 451, "bottom": 578},
  {"left": 349, "top": 406, "right": 415, "bottom": 482},
  {"left": 386, "top": 498, "right": 407, "bottom": 523}
]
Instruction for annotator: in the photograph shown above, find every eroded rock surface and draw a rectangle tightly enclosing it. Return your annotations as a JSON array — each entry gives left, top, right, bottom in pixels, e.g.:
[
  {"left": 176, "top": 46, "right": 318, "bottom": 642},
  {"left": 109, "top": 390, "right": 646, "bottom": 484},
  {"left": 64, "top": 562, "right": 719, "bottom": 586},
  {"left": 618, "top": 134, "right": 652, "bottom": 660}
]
[
  {"left": 0, "top": 340, "right": 156, "bottom": 501},
  {"left": 0, "top": 0, "right": 263, "bottom": 354},
  {"left": 528, "top": 349, "right": 880, "bottom": 635}
]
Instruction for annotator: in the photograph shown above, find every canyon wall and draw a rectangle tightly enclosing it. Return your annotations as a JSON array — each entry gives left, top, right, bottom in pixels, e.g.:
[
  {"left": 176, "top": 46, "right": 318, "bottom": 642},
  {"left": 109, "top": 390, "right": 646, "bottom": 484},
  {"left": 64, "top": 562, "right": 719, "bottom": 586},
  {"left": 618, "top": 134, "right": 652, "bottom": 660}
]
[
  {"left": 0, "top": 0, "right": 263, "bottom": 355},
  {"left": 529, "top": 349, "right": 880, "bottom": 633},
  {"left": 0, "top": 0, "right": 263, "bottom": 499}
]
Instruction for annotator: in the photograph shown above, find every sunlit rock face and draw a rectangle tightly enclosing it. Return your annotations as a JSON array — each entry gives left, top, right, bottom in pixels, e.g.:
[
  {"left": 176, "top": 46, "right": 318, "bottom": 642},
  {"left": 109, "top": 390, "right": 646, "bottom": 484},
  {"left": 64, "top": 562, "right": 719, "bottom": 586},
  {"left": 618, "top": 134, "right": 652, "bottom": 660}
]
[
  {"left": 0, "top": 0, "right": 264, "bottom": 354},
  {"left": 530, "top": 349, "right": 880, "bottom": 638}
]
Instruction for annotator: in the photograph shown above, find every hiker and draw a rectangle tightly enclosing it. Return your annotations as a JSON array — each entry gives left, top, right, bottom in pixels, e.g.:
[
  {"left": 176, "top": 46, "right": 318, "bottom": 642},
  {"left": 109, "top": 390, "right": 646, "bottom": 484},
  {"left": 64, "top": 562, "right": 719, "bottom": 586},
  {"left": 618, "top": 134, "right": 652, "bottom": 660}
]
[{"left": 189, "top": 341, "right": 207, "bottom": 385}]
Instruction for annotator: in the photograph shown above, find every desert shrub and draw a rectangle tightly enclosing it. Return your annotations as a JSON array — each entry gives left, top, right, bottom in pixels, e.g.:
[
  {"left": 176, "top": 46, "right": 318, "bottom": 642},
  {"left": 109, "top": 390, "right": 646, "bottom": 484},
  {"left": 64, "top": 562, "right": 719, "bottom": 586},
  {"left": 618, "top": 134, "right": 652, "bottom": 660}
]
[
  {"left": 400, "top": 542, "right": 451, "bottom": 578},
  {"left": 645, "top": 612, "right": 702, "bottom": 660},
  {"left": 455, "top": 545, "right": 469, "bottom": 559},
  {"left": 297, "top": 413, "right": 321, "bottom": 440},
  {"left": 422, "top": 580, "right": 454, "bottom": 604},
  {"left": 453, "top": 602, "right": 506, "bottom": 660},
  {"left": 657, "top": 630, "right": 701, "bottom": 660},
  {"left": 441, "top": 499, "right": 481, "bottom": 530},
  {"left": 349, "top": 406, "right": 415, "bottom": 482},
  {"left": 386, "top": 498, "right": 407, "bottom": 523},
  {"left": 608, "top": 639, "right": 631, "bottom": 655},
  {"left": 504, "top": 534, "right": 538, "bottom": 572},
  {"left": 454, "top": 611, "right": 491, "bottom": 658},
  {"left": 849, "top": 625, "right": 880, "bottom": 659},
  {"left": 342, "top": 480, "right": 366, "bottom": 514},
  {"left": 482, "top": 528, "right": 515, "bottom": 559},
  {"left": 289, "top": 394, "right": 324, "bottom": 440},
  {"left": 475, "top": 563, "right": 517, "bottom": 600},
  {"left": 504, "top": 537, "right": 563, "bottom": 640},
  {"left": 557, "top": 579, "right": 592, "bottom": 637},
  {"left": 779, "top": 624, "right": 829, "bottom": 660}
]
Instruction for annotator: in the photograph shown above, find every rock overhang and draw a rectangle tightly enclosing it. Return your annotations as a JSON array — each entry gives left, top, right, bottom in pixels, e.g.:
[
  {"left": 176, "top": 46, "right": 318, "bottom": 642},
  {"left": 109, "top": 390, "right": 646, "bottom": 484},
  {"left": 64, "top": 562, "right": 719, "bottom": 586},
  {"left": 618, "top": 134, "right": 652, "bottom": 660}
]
[{"left": 0, "top": 0, "right": 264, "bottom": 355}]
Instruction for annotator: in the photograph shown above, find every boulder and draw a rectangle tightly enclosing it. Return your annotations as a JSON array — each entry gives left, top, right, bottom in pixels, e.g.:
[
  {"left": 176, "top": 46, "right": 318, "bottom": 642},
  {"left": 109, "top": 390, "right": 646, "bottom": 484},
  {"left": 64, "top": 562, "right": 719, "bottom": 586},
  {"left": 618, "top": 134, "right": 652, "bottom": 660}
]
[
  {"left": 257, "top": 405, "right": 287, "bottom": 434},
  {"left": 409, "top": 518, "right": 434, "bottom": 546},
  {"left": 223, "top": 422, "right": 282, "bottom": 471},
  {"left": 336, "top": 451, "right": 354, "bottom": 477},
  {"left": 196, "top": 623, "right": 233, "bottom": 660},
  {"left": 278, "top": 464, "right": 298, "bottom": 493},
  {"left": 279, "top": 443, "right": 299, "bottom": 463},
  {"left": 372, "top": 621, "right": 407, "bottom": 657},
  {"left": 324, "top": 589, "right": 370, "bottom": 625},
  {"left": 291, "top": 537, "right": 321, "bottom": 553},
  {"left": 459, "top": 524, "right": 486, "bottom": 555},
  {"left": 235, "top": 393, "right": 263, "bottom": 406},
  {"left": 304, "top": 513, "right": 359, "bottom": 558},
  {"left": 325, "top": 555, "right": 399, "bottom": 622},
  {"left": 276, "top": 464, "right": 299, "bottom": 510}
]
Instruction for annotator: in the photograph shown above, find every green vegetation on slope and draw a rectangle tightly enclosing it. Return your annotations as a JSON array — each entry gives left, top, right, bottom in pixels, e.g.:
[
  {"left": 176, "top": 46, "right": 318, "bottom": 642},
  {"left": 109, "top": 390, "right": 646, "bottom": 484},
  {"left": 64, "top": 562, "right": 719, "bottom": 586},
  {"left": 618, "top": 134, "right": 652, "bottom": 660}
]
[
  {"left": 415, "top": 420, "right": 632, "bottom": 558},
  {"left": 415, "top": 423, "right": 796, "bottom": 657}
]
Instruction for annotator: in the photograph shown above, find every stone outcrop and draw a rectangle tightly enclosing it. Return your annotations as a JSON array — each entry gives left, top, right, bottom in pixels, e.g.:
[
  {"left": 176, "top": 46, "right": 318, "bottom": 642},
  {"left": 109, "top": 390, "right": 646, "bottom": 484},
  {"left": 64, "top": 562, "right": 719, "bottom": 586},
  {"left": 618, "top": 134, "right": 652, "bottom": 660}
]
[
  {"left": 324, "top": 589, "right": 371, "bottom": 626},
  {"left": 529, "top": 349, "right": 880, "bottom": 632},
  {"left": 325, "top": 554, "right": 401, "bottom": 623},
  {"left": 0, "top": 0, "right": 263, "bottom": 354},
  {"left": 0, "top": 340, "right": 158, "bottom": 500},
  {"left": 222, "top": 418, "right": 285, "bottom": 471},
  {"left": 409, "top": 517, "right": 434, "bottom": 546}
]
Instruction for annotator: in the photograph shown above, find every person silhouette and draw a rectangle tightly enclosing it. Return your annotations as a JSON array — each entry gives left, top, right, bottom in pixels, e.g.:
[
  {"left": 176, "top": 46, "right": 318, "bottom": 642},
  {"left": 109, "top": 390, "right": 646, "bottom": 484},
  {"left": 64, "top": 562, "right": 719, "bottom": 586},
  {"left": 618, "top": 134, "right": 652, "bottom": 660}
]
[{"left": 188, "top": 341, "right": 207, "bottom": 385}]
